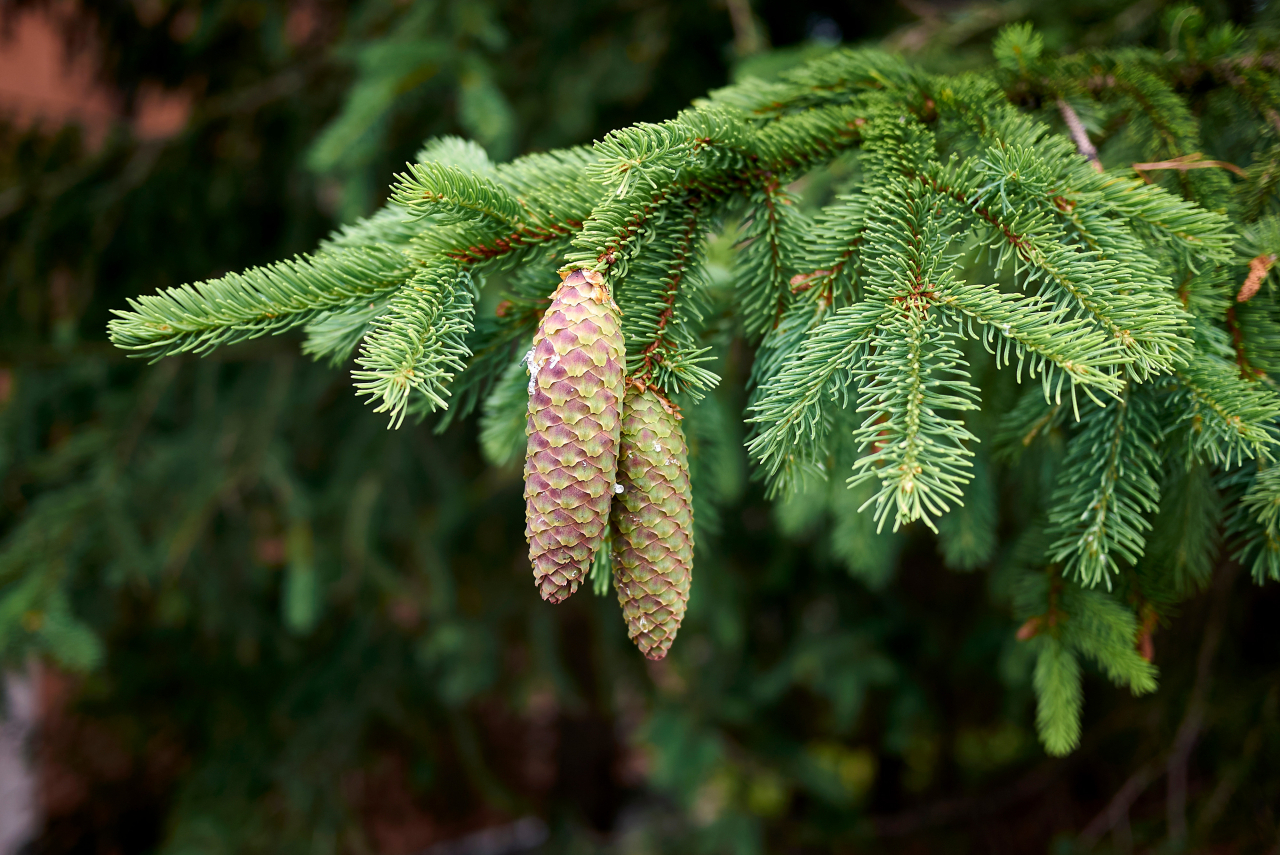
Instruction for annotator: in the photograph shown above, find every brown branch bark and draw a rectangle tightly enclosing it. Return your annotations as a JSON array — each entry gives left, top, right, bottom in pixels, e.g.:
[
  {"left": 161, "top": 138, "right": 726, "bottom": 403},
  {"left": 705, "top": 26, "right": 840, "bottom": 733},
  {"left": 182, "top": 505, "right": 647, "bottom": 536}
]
[
  {"left": 1132, "top": 153, "right": 1249, "bottom": 183},
  {"left": 1079, "top": 763, "right": 1156, "bottom": 846},
  {"left": 1057, "top": 98, "right": 1104, "bottom": 173},
  {"left": 870, "top": 759, "right": 1065, "bottom": 837}
]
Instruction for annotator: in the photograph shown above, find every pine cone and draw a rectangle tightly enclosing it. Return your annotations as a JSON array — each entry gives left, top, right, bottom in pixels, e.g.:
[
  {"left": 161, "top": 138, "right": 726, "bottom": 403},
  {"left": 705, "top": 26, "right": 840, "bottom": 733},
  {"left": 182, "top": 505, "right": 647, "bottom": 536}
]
[
  {"left": 524, "top": 269, "right": 624, "bottom": 603},
  {"left": 611, "top": 386, "right": 694, "bottom": 659}
]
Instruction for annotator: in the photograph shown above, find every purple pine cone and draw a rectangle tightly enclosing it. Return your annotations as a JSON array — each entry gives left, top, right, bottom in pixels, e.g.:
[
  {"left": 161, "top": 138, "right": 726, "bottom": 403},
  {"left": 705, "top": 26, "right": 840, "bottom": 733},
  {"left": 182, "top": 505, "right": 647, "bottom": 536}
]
[
  {"left": 523, "top": 269, "right": 624, "bottom": 603},
  {"left": 611, "top": 386, "right": 694, "bottom": 659}
]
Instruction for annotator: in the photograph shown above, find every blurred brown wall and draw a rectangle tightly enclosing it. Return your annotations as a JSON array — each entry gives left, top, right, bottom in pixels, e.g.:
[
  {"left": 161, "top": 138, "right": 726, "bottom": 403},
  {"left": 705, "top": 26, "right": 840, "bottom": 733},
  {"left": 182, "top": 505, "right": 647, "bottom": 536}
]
[{"left": 0, "top": 4, "right": 189, "bottom": 145}]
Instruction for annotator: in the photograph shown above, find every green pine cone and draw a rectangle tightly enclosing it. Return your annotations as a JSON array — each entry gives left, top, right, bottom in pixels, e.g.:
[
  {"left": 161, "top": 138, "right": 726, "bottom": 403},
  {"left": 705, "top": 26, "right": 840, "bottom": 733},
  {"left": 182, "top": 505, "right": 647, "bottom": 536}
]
[
  {"left": 611, "top": 386, "right": 694, "bottom": 660},
  {"left": 524, "top": 269, "right": 624, "bottom": 603}
]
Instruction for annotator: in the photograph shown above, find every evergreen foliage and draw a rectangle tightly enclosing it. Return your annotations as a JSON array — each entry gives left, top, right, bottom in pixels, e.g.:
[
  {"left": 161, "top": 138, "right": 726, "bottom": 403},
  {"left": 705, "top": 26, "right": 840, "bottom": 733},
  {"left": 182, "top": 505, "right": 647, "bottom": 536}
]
[
  {"left": 7, "top": 1, "right": 1280, "bottom": 850},
  {"left": 102, "top": 17, "right": 1280, "bottom": 757}
]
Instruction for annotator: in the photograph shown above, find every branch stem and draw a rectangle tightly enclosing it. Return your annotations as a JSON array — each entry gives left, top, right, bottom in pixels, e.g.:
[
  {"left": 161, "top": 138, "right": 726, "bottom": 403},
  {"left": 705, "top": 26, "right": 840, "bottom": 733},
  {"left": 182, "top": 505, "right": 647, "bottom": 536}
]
[{"left": 1057, "top": 98, "right": 1104, "bottom": 173}]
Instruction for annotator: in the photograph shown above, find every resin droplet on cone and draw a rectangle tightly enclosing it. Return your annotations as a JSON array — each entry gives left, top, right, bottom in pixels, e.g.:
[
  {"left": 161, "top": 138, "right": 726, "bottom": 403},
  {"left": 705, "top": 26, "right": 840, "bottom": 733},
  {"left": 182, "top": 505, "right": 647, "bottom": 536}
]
[
  {"left": 611, "top": 386, "right": 694, "bottom": 659},
  {"left": 523, "top": 269, "right": 624, "bottom": 603}
]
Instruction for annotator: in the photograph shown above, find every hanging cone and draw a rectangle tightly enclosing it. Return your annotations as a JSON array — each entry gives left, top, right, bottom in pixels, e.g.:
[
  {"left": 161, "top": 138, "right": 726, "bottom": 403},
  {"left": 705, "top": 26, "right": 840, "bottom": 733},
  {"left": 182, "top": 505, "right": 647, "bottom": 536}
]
[
  {"left": 523, "top": 269, "right": 624, "bottom": 603},
  {"left": 611, "top": 385, "right": 694, "bottom": 659}
]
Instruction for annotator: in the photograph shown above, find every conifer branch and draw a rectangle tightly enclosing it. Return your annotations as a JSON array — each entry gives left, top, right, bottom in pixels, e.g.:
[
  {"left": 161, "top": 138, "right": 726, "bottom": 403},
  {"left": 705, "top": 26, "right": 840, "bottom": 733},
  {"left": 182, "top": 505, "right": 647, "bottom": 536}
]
[
  {"left": 993, "top": 388, "right": 1066, "bottom": 461},
  {"left": 846, "top": 187, "right": 978, "bottom": 532},
  {"left": 1032, "top": 635, "right": 1083, "bottom": 756},
  {"left": 1228, "top": 465, "right": 1280, "bottom": 583},
  {"left": 850, "top": 312, "right": 979, "bottom": 533},
  {"left": 351, "top": 266, "right": 475, "bottom": 427},
  {"left": 1070, "top": 173, "right": 1234, "bottom": 265},
  {"left": 750, "top": 104, "right": 868, "bottom": 171},
  {"left": 735, "top": 178, "right": 802, "bottom": 341},
  {"left": 617, "top": 190, "right": 720, "bottom": 395},
  {"left": 1141, "top": 462, "right": 1222, "bottom": 599},
  {"left": 95, "top": 30, "right": 1280, "bottom": 760},
  {"left": 437, "top": 222, "right": 580, "bottom": 266},
  {"left": 493, "top": 146, "right": 602, "bottom": 225},
  {"left": 1170, "top": 359, "right": 1280, "bottom": 466},
  {"left": 916, "top": 155, "right": 1190, "bottom": 380},
  {"left": 704, "top": 48, "right": 914, "bottom": 118},
  {"left": 392, "top": 161, "right": 525, "bottom": 225},
  {"left": 1132, "top": 153, "right": 1248, "bottom": 183},
  {"left": 1059, "top": 586, "right": 1158, "bottom": 695},
  {"left": 936, "top": 281, "right": 1126, "bottom": 403},
  {"left": 791, "top": 189, "right": 873, "bottom": 306},
  {"left": 1046, "top": 387, "right": 1164, "bottom": 588},
  {"left": 440, "top": 266, "right": 564, "bottom": 427},
  {"left": 108, "top": 246, "right": 414, "bottom": 359},
  {"left": 301, "top": 296, "right": 393, "bottom": 366},
  {"left": 747, "top": 301, "right": 889, "bottom": 493}
]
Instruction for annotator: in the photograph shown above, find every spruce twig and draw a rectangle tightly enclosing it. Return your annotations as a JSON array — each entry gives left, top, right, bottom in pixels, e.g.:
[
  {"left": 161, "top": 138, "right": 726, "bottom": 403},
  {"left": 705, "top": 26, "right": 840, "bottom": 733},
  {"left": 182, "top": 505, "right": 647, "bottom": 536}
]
[{"left": 1056, "top": 97, "right": 1104, "bottom": 173}]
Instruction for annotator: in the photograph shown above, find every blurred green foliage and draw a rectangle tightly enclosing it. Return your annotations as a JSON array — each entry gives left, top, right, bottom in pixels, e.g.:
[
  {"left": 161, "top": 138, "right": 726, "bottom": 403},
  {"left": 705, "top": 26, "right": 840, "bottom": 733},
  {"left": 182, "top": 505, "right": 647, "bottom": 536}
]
[{"left": 2, "top": 1, "right": 1279, "bottom": 853}]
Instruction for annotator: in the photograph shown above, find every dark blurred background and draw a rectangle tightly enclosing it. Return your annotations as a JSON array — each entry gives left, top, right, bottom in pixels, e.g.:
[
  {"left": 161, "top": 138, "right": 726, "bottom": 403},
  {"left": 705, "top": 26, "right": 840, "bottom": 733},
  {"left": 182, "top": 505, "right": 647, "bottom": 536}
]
[{"left": 1, "top": 1, "right": 1277, "bottom": 853}]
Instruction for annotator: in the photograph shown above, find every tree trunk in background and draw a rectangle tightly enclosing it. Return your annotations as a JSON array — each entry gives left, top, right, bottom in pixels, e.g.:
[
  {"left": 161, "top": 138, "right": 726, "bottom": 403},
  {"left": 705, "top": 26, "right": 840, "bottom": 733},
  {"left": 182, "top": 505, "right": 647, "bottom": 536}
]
[{"left": 0, "top": 667, "right": 37, "bottom": 855}]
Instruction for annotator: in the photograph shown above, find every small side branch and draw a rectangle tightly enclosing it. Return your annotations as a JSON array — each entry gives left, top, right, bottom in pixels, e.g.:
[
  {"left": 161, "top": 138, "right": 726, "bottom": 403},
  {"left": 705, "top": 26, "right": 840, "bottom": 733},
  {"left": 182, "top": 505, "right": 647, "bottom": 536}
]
[
  {"left": 1057, "top": 98, "right": 1104, "bottom": 173},
  {"left": 1079, "top": 763, "right": 1156, "bottom": 846},
  {"left": 1132, "top": 153, "right": 1248, "bottom": 183},
  {"left": 444, "top": 220, "right": 581, "bottom": 264},
  {"left": 725, "top": 0, "right": 766, "bottom": 56},
  {"left": 635, "top": 196, "right": 704, "bottom": 385}
]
